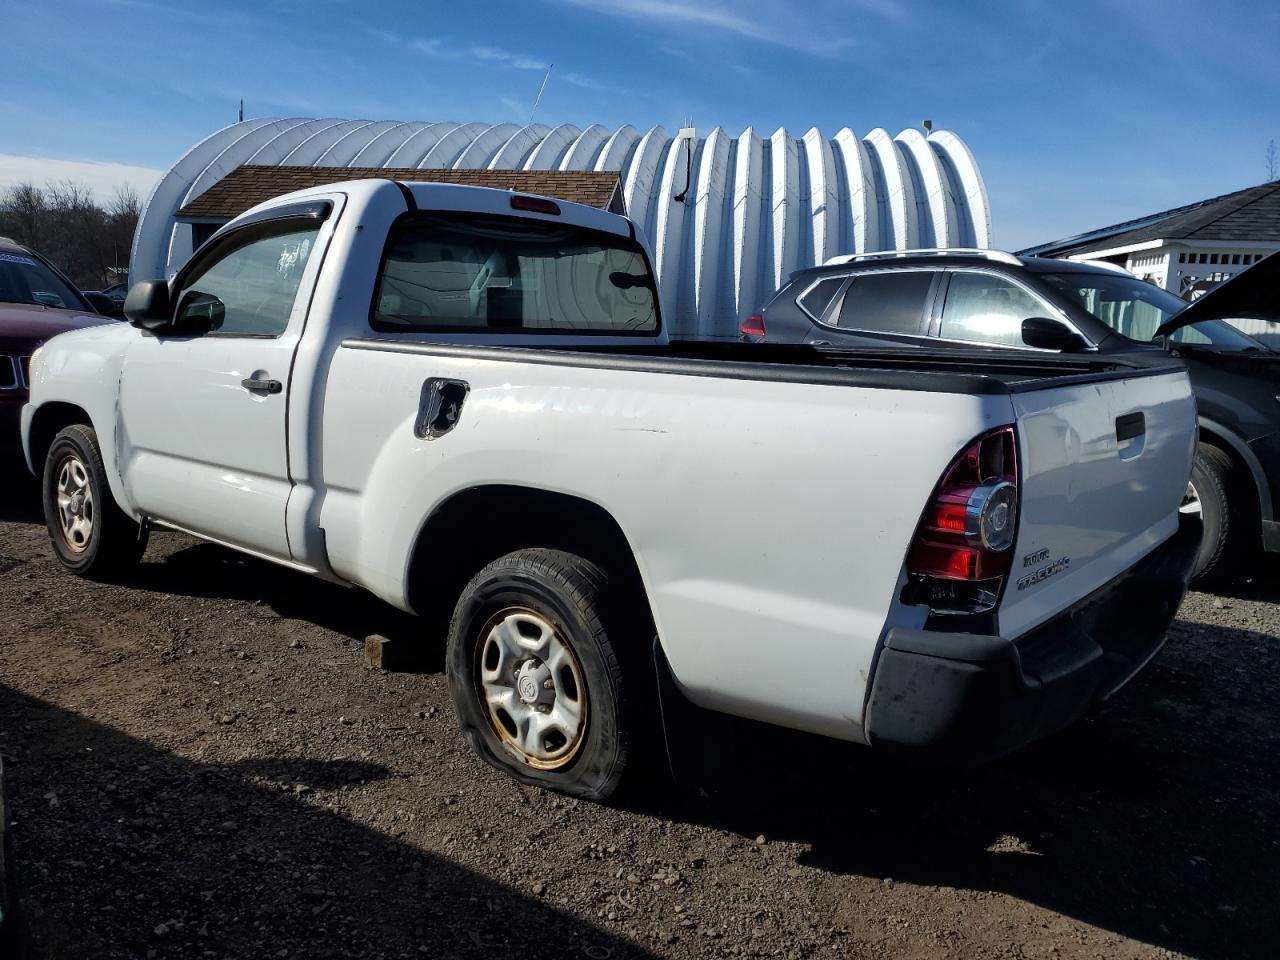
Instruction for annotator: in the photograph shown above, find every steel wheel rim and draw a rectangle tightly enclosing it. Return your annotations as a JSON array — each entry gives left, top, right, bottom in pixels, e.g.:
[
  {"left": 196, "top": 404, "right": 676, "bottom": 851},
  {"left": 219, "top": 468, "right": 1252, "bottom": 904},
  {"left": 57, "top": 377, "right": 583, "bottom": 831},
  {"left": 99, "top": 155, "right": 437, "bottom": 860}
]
[
  {"left": 54, "top": 453, "right": 94, "bottom": 553},
  {"left": 1180, "top": 481, "right": 1203, "bottom": 518},
  {"left": 476, "top": 607, "right": 588, "bottom": 770}
]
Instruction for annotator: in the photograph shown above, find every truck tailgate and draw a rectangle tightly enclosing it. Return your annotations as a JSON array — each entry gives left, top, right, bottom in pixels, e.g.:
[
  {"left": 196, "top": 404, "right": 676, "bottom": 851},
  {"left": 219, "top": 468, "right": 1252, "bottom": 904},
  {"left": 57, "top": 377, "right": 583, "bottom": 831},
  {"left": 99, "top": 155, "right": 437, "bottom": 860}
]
[{"left": 1000, "top": 369, "right": 1197, "bottom": 638}]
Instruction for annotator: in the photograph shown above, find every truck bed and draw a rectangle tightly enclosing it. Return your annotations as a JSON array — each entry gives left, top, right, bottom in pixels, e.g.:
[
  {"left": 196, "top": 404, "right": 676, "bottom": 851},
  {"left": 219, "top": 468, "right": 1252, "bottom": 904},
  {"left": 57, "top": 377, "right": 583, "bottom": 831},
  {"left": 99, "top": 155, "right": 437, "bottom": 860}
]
[{"left": 342, "top": 338, "right": 1184, "bottom": 396}]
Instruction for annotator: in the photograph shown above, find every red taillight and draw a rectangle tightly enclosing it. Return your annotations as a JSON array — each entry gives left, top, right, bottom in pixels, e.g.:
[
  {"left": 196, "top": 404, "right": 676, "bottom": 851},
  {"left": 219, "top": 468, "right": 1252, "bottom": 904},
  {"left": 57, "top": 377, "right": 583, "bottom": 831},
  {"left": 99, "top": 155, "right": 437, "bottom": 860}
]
[
  {"left": 740, "top": 313, "right": 766, "bottom": 337},
  {"left": 510, "top": 195, "right": 561, "bottom": 216},
  {"left": 904, "top": 427, "right": 1019, "bottom": 615}
]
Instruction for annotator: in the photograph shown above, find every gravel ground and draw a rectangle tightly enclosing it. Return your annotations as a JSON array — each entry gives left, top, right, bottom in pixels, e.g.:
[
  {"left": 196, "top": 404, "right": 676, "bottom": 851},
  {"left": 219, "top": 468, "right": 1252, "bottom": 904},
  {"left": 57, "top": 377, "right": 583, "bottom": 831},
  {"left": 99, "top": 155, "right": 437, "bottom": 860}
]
[{"left": 0, "top": 467, "right": 1277, "bottom": 959}]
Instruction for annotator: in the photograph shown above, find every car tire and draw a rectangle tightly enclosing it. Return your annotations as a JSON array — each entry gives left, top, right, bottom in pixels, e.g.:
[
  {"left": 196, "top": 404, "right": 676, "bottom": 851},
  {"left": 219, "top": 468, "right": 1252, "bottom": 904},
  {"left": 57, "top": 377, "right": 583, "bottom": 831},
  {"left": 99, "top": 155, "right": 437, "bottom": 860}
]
[
  {"left": 446, "top": 548, "right": 631, "bottom": 801},
  {"left": 1187, "top": 443, "right": 1248, "bottom": 585},
  {"left": 41, "top": 424, "right": 148, "bottom": 579}
]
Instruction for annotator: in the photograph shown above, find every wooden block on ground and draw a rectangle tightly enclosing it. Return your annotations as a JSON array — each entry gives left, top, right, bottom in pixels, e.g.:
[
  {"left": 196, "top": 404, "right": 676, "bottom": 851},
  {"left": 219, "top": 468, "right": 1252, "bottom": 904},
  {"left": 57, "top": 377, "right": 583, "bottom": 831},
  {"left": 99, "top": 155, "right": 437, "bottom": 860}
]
[{"left": 363, "top": 633, "right": 419, "bottom": 672}]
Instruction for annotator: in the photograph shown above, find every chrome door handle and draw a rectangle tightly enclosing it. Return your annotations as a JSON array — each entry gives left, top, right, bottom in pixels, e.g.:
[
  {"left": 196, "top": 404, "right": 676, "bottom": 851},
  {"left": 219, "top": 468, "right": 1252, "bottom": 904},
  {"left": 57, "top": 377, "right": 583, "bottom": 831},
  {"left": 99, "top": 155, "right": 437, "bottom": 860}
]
[{"left": 242, "top": 377, "right": 282, "bottom": 394}]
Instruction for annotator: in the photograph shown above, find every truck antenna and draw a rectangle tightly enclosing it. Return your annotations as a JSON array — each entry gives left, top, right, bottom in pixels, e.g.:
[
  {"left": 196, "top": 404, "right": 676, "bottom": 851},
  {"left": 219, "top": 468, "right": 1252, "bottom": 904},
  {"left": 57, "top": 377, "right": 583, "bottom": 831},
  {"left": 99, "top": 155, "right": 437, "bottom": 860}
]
[{"left": 530, "top": 64, "right": 553, "bottom": 123}]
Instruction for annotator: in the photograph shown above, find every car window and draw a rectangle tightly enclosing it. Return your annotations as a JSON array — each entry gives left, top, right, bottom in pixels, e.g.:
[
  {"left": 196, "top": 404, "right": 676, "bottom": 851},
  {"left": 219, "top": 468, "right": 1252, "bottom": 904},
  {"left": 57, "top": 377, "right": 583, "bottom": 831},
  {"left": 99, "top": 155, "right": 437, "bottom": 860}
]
[
  {"left": 1037, "top": 272, "right": 1260, "bottom": 348},
  {"left": 834, "top": 271, "right": 932, "bottom": 334},
  {"left": 939, "top": 273, "right": 1051, "bottom": 347},
  {"left": 797, "top": 276, "right": 845, "bottom": 320},
  {"left": 0, "top": 251, "right": 85, "bottom": 311},
  {"left": 173, "top": 223, "right": 319, "bottom": 337},
  {"left": 372, "top": 212, "right": 658, "bottom": 335}
]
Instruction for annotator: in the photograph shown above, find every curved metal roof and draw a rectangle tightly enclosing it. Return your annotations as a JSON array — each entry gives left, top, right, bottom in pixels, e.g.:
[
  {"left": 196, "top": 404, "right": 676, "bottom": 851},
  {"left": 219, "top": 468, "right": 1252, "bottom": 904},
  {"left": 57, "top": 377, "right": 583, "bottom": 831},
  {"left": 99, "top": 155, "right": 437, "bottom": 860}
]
[{"left": 134, "top": 118, "right": 991, "bottom": 337}]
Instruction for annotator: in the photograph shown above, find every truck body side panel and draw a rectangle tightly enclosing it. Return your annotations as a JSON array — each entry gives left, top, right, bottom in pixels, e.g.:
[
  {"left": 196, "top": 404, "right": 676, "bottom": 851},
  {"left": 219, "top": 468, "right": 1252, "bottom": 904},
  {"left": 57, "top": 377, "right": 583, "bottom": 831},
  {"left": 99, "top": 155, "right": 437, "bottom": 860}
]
[{"left": 317, "top": 341, "right": 1010, "bottom": 742}]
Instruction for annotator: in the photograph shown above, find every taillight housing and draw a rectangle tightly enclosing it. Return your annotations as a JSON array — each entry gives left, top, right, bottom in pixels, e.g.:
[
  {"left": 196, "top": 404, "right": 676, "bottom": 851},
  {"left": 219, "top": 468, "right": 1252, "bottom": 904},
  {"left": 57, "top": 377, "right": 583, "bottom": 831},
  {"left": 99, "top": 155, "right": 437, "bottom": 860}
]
[
  {"left": 740, "top": 313, "right": 766, "bottom": 338},
  {"left": 903, "top": 426, "right": 1018, "bottom": 615}
]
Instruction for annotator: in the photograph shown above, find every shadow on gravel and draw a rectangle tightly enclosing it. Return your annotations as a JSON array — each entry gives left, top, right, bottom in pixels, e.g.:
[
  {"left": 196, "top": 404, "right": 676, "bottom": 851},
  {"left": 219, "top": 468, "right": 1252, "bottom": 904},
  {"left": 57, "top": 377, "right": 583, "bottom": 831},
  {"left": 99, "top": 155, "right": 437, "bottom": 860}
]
[
  {"left": 0, "top": 683, "right": 655, "bottom": 960},
  {"left": 128, "top": 541, "right": 442, "bottom": 670},
  {"left": 653, "top": 616, "right": 1280, "bottom": 960},
  {"left": 1200, "top": 552, "right": 1280, "bottom": 604},
  {"left": 0, "top": 468, "right": 439, "bottom": 666},
  {"left": 0, "top": 467, "right": 41, "bottom": 525}
]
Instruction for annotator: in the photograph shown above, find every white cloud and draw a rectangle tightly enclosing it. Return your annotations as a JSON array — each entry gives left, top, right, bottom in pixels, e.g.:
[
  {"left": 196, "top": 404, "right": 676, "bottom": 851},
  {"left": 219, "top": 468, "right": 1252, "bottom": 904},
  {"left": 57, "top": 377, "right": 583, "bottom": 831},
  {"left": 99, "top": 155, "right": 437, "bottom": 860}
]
[
  {"left": 560, "top": 72, "right": 603, "bottom": 89},
  {"left": 470, "top": 46, "right": 549, "bottom": 71},
  {"left": 498, "top": 95, "right": 528, "bottom": 120},
  {"left": 386, "top": 32, "right": 551, "bottom": 73},
  {"left": 0, "top": 155, "right": 163, "bottom": 204},
  {"left": 557, "top": 0, "right": 866, "bottom": 55}
]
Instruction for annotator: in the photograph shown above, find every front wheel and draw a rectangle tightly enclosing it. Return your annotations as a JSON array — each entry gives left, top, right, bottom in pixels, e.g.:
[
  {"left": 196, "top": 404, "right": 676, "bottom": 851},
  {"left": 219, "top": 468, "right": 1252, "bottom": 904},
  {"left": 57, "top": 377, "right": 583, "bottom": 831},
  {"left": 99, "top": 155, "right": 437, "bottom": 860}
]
[
  {"left": 41, "top": 424, "right": 147, "bottom": 579},
  {"left": 445, "top": 548, "right": 630, "bottom": 800}
]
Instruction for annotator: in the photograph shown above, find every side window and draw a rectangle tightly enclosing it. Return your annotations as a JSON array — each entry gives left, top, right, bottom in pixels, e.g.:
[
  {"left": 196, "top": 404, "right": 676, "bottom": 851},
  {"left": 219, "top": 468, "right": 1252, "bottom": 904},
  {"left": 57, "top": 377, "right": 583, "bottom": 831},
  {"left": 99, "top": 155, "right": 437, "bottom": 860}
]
[
  {"left": 940, "top": 273, "right": 1051, "bottom": 347},
  {"left": 797, "top": 276, "right": 845, "bottom": 320},
  {"left": 173, "top": 223, "right": 319, "bottom": 337},
  {"left": 835, "top": 271, "right": 932, "bottom": 334}
]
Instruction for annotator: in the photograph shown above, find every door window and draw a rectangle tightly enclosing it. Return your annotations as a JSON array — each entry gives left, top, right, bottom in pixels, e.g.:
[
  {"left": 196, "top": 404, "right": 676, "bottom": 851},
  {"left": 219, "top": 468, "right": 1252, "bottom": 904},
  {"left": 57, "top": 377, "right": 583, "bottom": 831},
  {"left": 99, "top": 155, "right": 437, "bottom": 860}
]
[
  {"left": 940, "top": 273, "right": 1052, "bottom": 347},
  {"left": 834, "top": 271, "right": 932, "bottom": 334},
  {"left": 173, "top": 223, "right": 320, "bottom": 337}
]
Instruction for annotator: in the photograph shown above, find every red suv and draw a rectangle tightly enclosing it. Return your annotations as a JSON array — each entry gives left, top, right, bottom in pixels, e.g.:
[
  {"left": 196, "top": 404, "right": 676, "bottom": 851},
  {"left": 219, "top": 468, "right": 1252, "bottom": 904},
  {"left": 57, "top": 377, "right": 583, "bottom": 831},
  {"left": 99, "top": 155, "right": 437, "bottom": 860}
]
[{"left": 0, "top": 238, "right": 114, "bottom": 450}]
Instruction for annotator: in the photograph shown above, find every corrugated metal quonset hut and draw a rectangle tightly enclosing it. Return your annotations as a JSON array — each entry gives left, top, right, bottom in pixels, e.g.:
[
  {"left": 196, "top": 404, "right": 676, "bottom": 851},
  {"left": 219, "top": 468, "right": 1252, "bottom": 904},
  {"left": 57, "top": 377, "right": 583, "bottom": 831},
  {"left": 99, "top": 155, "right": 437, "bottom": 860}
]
[{"left": 133, "top": 118, "right": 992, "bottom": 339}]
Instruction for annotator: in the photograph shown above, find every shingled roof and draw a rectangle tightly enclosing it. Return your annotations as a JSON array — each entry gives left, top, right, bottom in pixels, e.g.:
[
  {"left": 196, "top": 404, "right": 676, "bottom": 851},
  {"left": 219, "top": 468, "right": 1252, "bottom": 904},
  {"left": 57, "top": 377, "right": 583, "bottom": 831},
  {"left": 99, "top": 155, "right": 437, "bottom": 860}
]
[
  {"left": 175, "top": 165, "right": 625, "bottom": 220},
  {"left": 1021, "top": 181, "right": 1280, "bottom": 257}
]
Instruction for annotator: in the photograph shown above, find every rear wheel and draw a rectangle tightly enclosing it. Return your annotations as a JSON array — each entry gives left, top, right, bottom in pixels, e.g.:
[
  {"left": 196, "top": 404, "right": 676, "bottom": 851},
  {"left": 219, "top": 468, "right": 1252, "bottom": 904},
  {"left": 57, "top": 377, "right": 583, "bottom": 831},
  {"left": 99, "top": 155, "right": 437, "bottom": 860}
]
[
  {"left": 1185, "top": 443, "right": 1250, "bottom": 585},
  {"left": 446, "top": 548, "right": 630, "bottom": 800},
  {"left": 41, "top": 424, "right": 147, "bottom": 579}
]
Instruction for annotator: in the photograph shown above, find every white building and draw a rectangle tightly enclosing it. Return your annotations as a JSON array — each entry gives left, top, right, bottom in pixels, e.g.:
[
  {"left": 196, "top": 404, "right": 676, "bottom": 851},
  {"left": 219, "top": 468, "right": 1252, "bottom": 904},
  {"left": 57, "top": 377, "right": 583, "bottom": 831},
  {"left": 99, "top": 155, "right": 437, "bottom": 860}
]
[
  {"left": 132, "top": 118, "right": 992, "bottom": 339},
  {"left": 1021, "top": 181, "right": 1280, "bottom": 298}
]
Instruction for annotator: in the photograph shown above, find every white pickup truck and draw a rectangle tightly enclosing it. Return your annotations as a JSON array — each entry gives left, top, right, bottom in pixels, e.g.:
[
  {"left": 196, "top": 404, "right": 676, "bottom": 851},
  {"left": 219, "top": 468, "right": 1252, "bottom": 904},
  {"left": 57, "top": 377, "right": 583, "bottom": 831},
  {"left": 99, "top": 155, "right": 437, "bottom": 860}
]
[{"left": 21, "top": 180, "right": 1200, "bottom": 799}]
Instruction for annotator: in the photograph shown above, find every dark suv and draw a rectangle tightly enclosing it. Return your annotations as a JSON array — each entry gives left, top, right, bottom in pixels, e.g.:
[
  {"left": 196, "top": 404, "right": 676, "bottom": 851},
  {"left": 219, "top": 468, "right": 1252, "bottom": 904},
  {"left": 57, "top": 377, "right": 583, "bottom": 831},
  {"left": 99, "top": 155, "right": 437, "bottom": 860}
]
[{"left": 748, "top": 248, "right": 1280, "bottom": 584}]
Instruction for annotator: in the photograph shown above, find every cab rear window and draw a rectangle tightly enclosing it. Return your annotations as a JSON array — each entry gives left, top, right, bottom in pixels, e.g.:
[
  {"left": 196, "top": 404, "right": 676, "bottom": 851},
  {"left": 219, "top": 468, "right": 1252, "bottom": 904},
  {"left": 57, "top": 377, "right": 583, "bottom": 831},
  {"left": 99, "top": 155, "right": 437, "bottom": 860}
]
[{"left": 371, "top": 212, "right": 659, "bottom": 336}]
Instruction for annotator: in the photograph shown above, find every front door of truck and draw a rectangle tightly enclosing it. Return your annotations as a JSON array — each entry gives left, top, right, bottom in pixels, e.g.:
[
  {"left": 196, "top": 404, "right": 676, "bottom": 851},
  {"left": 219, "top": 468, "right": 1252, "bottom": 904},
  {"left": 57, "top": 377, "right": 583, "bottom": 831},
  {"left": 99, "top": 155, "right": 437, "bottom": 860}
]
[{"left": 117, "top": 202, "right": 333, "bottom": 561}]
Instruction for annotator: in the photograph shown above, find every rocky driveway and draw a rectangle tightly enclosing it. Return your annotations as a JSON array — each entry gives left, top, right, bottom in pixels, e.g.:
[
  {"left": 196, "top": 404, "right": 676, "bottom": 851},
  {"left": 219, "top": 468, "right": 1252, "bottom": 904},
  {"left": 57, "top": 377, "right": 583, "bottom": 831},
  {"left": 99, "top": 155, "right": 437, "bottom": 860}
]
[{"left": 0, "top": 469, "right": 1276, "bottom": 959}]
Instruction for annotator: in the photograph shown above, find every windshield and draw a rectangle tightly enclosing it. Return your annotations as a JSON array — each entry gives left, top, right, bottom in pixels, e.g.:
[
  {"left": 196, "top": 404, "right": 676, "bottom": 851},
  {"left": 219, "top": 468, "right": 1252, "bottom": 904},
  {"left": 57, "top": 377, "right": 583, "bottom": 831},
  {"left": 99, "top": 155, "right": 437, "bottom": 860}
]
[
  {"left": 1041, "top": 272, "right": 1261, "bottom": 349},
  {"left": 0, "top": 251, "right": 86, "bottom": 311}
]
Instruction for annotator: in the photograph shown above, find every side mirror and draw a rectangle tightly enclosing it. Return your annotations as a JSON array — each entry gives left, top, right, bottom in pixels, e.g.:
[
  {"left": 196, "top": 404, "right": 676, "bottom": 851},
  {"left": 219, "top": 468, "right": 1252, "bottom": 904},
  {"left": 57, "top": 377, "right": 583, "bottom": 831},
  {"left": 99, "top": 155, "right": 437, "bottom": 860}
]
[
  {"left": 1022, "top": 316, "right": 1088, "bottom": 352},
  {"left": 123, "top": 280, "right": 173, "bottom": 331},
  {"left": 83, "top": 291, "right": 122, "bottom": 317},
  {"left": 173, "top": 290, "right": 221, "bottom": 334}
]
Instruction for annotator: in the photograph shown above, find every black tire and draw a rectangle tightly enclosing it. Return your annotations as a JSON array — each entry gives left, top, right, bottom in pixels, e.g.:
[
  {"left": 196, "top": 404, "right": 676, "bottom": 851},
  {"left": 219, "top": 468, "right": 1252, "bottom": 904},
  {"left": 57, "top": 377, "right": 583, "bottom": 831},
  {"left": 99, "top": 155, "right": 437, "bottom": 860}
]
[
  {"left": 41, "top": 424, "right": 147, "bottom": 579},
  {"left": 1188, "top": 443, "right": 1249, "bottom": 585},
  {"left": 446, "top": 548, "right": 630, "bottom": 800}
]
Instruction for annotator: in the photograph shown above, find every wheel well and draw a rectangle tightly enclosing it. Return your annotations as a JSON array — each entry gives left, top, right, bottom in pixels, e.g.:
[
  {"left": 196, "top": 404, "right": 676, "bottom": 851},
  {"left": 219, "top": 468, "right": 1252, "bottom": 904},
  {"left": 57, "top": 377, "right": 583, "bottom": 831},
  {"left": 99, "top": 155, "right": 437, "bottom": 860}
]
[
  {"left": 27, "top": 402, "right": 93, "bottom": 474},
  {"left": 1198, "top": 425, "right": 1265, "bottom": 523},
  {"left": 405, "top": 485, "right": 653, "bottom": 632}
]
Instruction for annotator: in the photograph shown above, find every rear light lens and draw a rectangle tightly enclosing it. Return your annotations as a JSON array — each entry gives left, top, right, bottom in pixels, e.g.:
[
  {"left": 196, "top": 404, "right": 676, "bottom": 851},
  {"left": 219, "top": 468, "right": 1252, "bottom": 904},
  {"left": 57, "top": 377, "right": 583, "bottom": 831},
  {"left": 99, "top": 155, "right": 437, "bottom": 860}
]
[
  {"left": 510, "top": 195, "right": 561, "bottom": 215},
  {"left": 740, "top": 313, "right": 766, "bottom": 337},
  {"left": 903, "top": 427, "right": 1018, "bottom": 615}
]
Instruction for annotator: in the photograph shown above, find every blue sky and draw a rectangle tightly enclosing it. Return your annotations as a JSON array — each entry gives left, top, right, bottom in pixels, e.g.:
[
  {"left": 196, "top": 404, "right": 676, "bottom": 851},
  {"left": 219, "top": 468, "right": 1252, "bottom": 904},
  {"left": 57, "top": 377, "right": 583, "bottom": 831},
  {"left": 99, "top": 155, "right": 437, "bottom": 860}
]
[{"left": 1, "top": 0, "right": 1278, "bottom": 249}]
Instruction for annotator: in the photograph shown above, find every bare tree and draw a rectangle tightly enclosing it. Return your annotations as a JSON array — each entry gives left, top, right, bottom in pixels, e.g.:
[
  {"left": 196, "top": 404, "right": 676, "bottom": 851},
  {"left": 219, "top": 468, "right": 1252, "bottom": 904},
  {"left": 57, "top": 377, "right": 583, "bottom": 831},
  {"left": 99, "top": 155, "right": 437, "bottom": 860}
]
[
  {"left": 106, "top": 184, "right": 142, "bottom": 277},
  {"left": 1268, "top": 139, "right": 1279, "bottom": 182},
  {"left": 0, "top": 182, "right": 47, "bottom": 250},
  {"left": 0, "top": 179, "right": 139, "bottom": 288}
]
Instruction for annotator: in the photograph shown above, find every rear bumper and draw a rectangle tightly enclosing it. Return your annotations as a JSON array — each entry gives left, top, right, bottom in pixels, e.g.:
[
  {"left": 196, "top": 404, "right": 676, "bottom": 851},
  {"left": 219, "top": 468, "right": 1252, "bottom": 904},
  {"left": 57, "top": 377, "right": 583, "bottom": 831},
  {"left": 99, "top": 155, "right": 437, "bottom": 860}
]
[{"left": 864, "top": 512, "right": 1202, "bottom": 762}]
